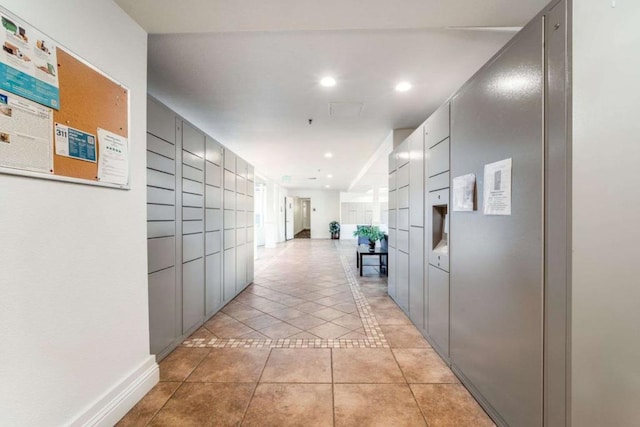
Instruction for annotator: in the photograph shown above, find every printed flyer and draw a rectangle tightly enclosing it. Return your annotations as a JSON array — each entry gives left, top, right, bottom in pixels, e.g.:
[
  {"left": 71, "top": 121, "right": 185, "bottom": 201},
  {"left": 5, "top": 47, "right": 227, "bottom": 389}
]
[{"left": 0, "top": 8, "right": 60, "bottom": 109}]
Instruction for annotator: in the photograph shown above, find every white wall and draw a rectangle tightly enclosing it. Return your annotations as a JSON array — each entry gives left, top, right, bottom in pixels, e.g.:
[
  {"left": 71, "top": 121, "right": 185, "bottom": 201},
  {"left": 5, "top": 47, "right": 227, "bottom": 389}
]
[
  {"left": 262, "top": 176, "right": 288, "bottom": 247},
  {"left": 0, "top": 1, "right": 154, "bottom": 426},
  {"left": 288, "top": 189, "right": 340, "bottom": 239},
  {"left": 572, "top": 1, "right": 640, "bottom": 426}
]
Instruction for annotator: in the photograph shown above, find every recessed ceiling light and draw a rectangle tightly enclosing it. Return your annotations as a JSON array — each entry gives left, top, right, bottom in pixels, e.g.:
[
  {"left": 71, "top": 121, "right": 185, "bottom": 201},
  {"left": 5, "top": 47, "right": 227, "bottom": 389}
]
[
  {"left": 324, "top": 152, "right": 333, "bottom": 158},
  {"left": 325, "top": 185, "right": 331, "bottom": 189},
  {"left": 320, "top": 76, "right": 336, "bottom": 87},
  {"left": 327, "top": 174, "right": 333, "bottom": 178},
  {"left": 395, "top": 82, "right": 412, "bottom": 92}
]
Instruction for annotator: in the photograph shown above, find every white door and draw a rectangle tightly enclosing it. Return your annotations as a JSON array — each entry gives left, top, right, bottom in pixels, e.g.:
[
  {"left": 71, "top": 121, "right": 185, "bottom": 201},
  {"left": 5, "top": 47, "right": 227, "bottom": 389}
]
[
  {"left": 285, "top": 197, "right": 294, "bottom": 240},
  {"left": 303, "top": 200, "right": 311, "bottom": 229}
]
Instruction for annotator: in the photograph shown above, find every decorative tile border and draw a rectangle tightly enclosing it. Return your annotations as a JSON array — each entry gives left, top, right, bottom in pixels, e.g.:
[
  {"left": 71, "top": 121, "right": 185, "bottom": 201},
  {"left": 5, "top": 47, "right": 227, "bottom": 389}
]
[{"left": 182, "top": 241, "right": 389, "bottom": 349}]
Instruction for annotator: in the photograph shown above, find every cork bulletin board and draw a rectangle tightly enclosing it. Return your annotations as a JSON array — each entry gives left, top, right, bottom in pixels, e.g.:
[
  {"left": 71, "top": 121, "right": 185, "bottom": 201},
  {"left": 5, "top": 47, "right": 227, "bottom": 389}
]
[
  {"left": 52, "top": 49, "right": 128, "bottom": 183},
  {"left": 0, "top": 5, "right": 130, "bottom": 189}
]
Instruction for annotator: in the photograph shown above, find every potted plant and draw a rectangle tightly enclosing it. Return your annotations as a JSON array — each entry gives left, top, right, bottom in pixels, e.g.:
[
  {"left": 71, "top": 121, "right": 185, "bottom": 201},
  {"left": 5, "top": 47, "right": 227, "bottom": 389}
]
[
  {"left": 329, "top": 221, "right": 340, "bottom": 239},
  {"left": 353, "top": 225, "right": 385, "bottom": 251}
]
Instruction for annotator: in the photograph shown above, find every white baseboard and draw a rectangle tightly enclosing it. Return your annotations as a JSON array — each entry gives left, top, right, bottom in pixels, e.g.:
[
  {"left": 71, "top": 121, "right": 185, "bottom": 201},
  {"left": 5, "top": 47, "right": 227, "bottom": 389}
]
[{"left": 70, "top": 356, "right": 159, "bottom": 427}]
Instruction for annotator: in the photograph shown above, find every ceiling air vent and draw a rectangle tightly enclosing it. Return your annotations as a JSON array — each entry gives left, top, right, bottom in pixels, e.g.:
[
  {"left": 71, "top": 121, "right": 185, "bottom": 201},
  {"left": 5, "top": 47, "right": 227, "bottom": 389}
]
[{"left": 329, "top": 102, "right": 363, "bottom": 118}]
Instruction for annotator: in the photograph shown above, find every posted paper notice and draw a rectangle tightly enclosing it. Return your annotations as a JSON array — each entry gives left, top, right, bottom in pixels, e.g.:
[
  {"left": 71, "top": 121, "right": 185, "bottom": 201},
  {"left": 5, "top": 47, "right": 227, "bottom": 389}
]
[
  {"left": 0, "top": 7, "right": 60, "bottom": 109},
  {"left": 452, "top": 173, "right": 476, "bottom": 212},
  {"left": 97, "top": 128, "right": 128, "bottom": 186},
  {"left": 55, "top": 123, "right": 96, "bottom": 162},
  {"left": 0, "top": 89, "right": 52, "bottom": 173},
  {"left": 483, "top": 158, "right": 512, "bottom": 215}
]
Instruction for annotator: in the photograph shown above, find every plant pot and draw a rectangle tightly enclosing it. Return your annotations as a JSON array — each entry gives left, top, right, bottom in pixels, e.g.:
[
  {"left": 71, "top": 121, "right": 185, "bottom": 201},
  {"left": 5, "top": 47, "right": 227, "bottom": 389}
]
[{"left": 369, "top": 242, "right": 376, "bottom": 252}]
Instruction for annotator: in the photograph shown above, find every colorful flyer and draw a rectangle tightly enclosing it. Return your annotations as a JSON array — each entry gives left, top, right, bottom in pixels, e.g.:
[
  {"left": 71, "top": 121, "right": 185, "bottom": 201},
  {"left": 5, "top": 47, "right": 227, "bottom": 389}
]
[
  {"left": 0, "top": 7, "right": 60, "bottom": 109},
  {"left": 54, "top": 123, "right": 97, "bottom": 162}
]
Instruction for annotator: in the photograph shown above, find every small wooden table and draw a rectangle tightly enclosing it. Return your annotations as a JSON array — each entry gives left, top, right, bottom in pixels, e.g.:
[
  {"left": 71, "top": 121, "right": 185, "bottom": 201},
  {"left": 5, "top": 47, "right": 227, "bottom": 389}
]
[{"left": 356, "top": 245, "right": 388, "bottom": 276}]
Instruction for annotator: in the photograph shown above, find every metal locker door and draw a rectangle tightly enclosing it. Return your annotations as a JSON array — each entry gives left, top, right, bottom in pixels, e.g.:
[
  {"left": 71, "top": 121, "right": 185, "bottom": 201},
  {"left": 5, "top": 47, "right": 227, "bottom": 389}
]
[
  {"left": 205, "top": 253, "right": 222, "bottom": 317},
  {"left": 427, "top": 265, "right": 449, "bottom": 357},
  {"left": 387, "top": 248, "right": 397, "bottom": 299},
  {"left": 223, "top": 248, "right": 236, "bottom": 302},
  {"left": 409, "top": 128, "right": 424, "bottom": 227},
  {"left": 183, "top": 258, "right": 205, "bottom": 333},
  {"left": 449, "top": 18, "right": 544, "bottom": 427},
  {"left": 409, "top": 226, "right": 424, "bottom": 329},
  {"left": 396, "top": 251, "right": 409, "bottom": 312}
]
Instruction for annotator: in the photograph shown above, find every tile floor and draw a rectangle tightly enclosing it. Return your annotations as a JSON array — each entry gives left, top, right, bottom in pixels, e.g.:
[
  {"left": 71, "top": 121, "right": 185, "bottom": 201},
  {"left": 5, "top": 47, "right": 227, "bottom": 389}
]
[{"left": 118, "top": 240, "right": 495, "bottom": 426}]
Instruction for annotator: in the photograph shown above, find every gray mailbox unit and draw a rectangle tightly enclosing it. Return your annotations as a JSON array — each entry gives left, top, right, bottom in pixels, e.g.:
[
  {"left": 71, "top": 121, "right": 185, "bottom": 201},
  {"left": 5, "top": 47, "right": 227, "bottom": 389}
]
[{"left": 146, "top": 97, "right": 255, "bottom": 360}]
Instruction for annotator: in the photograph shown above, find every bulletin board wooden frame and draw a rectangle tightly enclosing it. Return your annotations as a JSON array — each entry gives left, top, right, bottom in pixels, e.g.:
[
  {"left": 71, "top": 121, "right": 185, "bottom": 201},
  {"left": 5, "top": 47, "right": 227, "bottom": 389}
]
[{"left": 0, "top": 6, "right": 130, "bottom": 190}]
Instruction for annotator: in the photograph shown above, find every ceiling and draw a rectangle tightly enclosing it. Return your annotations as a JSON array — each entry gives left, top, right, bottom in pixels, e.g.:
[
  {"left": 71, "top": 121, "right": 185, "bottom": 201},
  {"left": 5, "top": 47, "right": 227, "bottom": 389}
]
[{"left": 116, "top": 0, "right": 548, "bottom": 191}]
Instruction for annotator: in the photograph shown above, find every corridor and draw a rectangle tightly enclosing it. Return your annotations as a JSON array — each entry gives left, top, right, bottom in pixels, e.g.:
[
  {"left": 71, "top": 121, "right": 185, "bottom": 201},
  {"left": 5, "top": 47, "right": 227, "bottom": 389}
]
[{"left": 118, "top": 240, "right": 494, "bottom": 426}]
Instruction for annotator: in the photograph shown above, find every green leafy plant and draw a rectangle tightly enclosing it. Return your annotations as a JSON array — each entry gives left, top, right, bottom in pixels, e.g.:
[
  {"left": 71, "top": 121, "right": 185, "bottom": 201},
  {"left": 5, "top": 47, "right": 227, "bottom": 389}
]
[
  {"left": 329, "top": 221, "right": 340, "bottom": 239},
  {"left": 353, "top": 225, "right": 385, "bottom": 246}
]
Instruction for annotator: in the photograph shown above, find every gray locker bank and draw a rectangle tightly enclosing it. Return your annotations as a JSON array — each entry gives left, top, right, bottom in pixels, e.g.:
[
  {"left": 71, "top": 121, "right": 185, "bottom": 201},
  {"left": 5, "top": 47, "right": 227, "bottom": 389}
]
[
  {"left": 387, "top": 1, "right": 569, "bottom": 426},
  {"left": 146, "top": 97, "right": 255, "bottom": 360}
]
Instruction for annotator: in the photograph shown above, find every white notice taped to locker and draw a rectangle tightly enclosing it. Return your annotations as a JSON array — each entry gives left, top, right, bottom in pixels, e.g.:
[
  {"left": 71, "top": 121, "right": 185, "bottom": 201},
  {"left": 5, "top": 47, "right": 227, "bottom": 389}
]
[
  {"left": 452, "top": 173, "right": 476, "bottom": 212},
  {"left": 483, "top": 158, "right": 512, "bottom": 215}
]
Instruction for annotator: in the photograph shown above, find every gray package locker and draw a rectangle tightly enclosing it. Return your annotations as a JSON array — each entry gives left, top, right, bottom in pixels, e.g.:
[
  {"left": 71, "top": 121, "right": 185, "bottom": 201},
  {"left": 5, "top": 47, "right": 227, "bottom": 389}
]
[
  {"left": 395, "top": 138, "right": 410, "bottom": 312},
  {"left": 426, "top": 102, "right": 451, "bottom": 359},
  {"left": 204, "top": 137, "right": 223, "bottom": 318},
  {"left": 181, "top": 122, "right": 205, "bottom": 334},
  {"left": 408, "top": 126, "right": 425, "bottom": 329},
  {"left": 449, "top": 18, "right": 544, "bottom": 427},
  {"left": 147, "top": 98, "right": 179, "bottom": 358},
  {"left": 387, "top": 152, "right": 398, "bottom": 299},
  {"left": 223, "top": 149, "right": 237, "bottom": 301}
]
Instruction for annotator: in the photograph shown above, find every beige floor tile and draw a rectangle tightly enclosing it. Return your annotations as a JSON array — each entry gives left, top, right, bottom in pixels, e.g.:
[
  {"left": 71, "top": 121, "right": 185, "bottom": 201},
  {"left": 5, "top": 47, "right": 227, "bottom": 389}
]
[
  {"left": 248, "top": 299, "right": 288, "bottom": 313},
  {"left": 333, "top": 349, "right": 405, "bottom": 383},
  {"left": 187, "top": 348, "right": 270, "bottom": 382},
  {"left": 240, "top": 313, "right": 281, "bottom": 330},
  {"left": 148, "top": 382, "right": 255, "bottom": 427},
  {"left": 380, "top": 324, "right": 430, "bottom": 348},
  {"left": 222, "top": 303, "right": 265, "bottom": 321},
  {"left": 258, "top": 322, "right": 303, "bottom": 339},
  {"left": 294, "top": 301, "right": 326, "bottom": 313},
  {"left": 288, "top": 331, "right": 322, "bottom": 339},
  {"left": 278, "top": 296, "right": 307, "bottom": 307},
  {"left": 314, "top": 296, "right": 346, "bottom": 306},
  {"left": 410, "top": 384, "right": 495, "bottom": 427},
  {"left": 334, "top": 384, "right": 426, "bottom": 426},
  {"left": 331, "top": 302, "right": 358, "bottom": 314},
  {"left": 339, "top": 330, "right": 368, "bottom": 339},
  {"left": 187, "top": 326, "right": 216, "bottom": 341},
  {"left": 372, "top": 307, "right": 412, "bottom": 325},
  {"left": 312, "top": 307, "right": 348, "bottom": 321},
  {"left": 393, "top": 349, "right": 458, "bottom": 383},
  {"left": 284, "top": 314, "right": 327, "bottom": 330},
  {"left": 307, "top": 322, "right": 351, "bottom": 339},
  {"left": 159, "top": 347, "right": 210, "bottom": 382},
  {"left": 269, "top": 307, "right": 307, "bottom": 321},
  {"left": 260, "top": 348, "right": 331, "bottom": 383},
  {"left": 204, "top": 313, "right": 255, "bottom": 337},
  {"left": 117, "top": 382, "right": 181, "bottom": 426},
  {"left": 313, "top": 287, "right": 345, "bottom": 297},
  {"left": 242, "top": 383, "right": 333, "bottom": 427},
  {"left": 331, "top": 314, "right": 364, "bottom": 330},
  {"left": 238, "top": 330, "right": 270, "bottom": 340}
]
